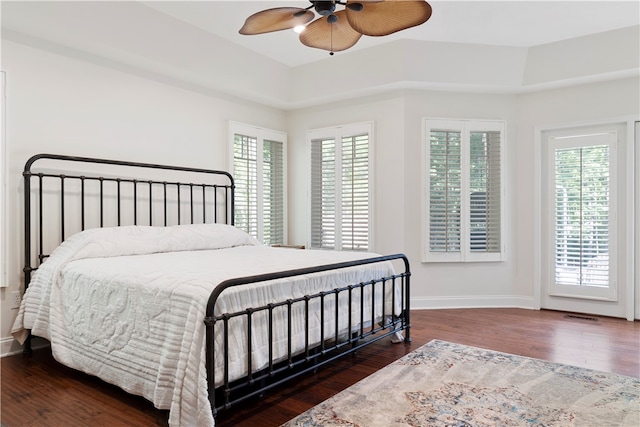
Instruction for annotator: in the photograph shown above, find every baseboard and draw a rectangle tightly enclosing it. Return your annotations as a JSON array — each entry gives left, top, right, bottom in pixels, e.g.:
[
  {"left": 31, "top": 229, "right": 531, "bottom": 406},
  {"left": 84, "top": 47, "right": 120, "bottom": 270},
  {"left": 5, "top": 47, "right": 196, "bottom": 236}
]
[
  {"left": 1, "top": 336, "right": 49, "bottom": 357},
  {"left": 410, "top": 295, "right": 536, "bottom": 310}
]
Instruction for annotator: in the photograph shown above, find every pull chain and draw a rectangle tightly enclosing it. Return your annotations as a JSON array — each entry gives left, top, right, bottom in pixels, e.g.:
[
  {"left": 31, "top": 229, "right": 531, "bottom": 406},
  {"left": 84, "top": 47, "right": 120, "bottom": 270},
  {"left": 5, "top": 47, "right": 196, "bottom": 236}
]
[{"left": 330, "top": 14, "right": 334, "bottom": 55}]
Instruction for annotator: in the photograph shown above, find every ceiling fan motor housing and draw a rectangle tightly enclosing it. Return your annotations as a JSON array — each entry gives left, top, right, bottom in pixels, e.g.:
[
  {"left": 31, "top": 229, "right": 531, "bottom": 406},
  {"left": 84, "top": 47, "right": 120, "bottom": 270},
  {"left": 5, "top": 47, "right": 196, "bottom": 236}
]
[{"left": 314, "top": 1, "right": 336, "bottom": 16}]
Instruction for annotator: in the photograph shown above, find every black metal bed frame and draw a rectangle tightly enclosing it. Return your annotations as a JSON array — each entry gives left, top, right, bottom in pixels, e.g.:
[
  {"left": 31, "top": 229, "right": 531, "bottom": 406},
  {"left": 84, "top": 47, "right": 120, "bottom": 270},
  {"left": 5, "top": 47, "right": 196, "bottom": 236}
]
[{"left": 22, "top": 153, "right": 411, "bottom": 418}]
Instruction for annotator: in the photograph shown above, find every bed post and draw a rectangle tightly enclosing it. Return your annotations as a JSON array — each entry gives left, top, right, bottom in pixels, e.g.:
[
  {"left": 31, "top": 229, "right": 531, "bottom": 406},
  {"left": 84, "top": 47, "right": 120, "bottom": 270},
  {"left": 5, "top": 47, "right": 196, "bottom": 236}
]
[
  {"left": 22, "top": 155, "right": 37, "bottom": 354},
  {"left": 404, "top": 258, "right": 411, "bottom": 343}
]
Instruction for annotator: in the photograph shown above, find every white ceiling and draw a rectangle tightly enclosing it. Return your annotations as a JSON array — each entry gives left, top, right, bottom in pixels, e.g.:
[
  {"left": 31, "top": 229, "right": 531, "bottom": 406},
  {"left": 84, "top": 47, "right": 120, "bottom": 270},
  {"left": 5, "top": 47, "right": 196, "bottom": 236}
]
[
  {"left": 2, "top": 1, "right": 638, "bottom": 68},
  {"left": 140, "top": 0, "right": 640, "bottom": 67}
]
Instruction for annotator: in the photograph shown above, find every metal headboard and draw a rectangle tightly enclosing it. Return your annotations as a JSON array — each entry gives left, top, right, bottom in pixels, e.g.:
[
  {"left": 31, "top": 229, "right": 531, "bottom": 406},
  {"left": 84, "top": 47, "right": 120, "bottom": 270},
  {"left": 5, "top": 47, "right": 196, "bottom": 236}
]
[{"left": 23, "top": 153, "right": 235, "bottom": 288}]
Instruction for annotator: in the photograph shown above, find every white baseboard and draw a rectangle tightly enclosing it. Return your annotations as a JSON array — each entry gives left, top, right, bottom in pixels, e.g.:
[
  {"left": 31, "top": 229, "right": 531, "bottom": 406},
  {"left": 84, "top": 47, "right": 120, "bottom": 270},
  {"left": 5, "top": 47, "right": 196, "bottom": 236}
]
[
  {"left": 410, "top": 295, "right": 536, "bottom": 310},
  {"left": 1, "top": 336, "right": 49, "bottom": 357}
]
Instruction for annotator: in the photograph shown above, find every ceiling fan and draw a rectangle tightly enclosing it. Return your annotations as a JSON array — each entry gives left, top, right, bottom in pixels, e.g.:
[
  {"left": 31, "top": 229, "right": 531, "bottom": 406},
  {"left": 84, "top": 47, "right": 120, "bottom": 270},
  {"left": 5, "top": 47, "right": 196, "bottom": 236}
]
[{"left": 239, "top": 0, "right": 433, "bottom": 55}]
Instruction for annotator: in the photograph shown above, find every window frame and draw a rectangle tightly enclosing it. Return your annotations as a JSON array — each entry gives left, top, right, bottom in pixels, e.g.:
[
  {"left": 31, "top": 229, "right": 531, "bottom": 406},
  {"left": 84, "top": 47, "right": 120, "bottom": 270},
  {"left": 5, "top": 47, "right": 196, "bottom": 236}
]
[
  {"left": 422, "top": 118, "right": 506, "bottom": 263},
  {"left": 307, "top": 121, "right": 374, "bottom": 252},
  {"left": 228, "top": 121, "right": 287, "bottom": 245}
]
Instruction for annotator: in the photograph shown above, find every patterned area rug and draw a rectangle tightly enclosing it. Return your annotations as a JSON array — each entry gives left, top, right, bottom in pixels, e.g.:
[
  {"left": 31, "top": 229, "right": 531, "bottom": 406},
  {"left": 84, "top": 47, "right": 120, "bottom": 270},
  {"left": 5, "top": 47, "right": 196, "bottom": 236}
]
[{"left": 282, "top": 340, "right": 640, "bottom": 427}]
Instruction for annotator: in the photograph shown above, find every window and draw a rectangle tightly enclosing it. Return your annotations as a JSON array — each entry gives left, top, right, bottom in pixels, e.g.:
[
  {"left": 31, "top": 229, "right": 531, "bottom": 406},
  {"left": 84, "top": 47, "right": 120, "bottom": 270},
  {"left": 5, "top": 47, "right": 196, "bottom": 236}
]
[
  {"left": 423, "top": 119, "right": 505, "bottom": 262},
  {"left": 309, "top": 122, "right": 373, "bottom": 251},
  {"left": 229, "top": 122, "right": 286, "bottom": 245},
  {"left": 547, "top": 131, "right": 617, "bottom": 300}
]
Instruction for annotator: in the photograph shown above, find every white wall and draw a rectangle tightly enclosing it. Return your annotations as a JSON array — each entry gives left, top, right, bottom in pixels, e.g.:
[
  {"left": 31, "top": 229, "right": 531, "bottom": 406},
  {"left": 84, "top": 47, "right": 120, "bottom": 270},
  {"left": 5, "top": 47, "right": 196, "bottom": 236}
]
[
  {"left": 287, "top": 92, "right": 407, "bottom": 255},
  {"left": 0, "top": 40, "right": 286, "bottom": 354},
  {"left": 288, "top": 90, "right": 521, "bottom": 309},
  {"left": 404, "top": 91, "right": 519, "bottom": 308},
  {"left": 287, "top": 78, "right": 639, "bottom": 312}
]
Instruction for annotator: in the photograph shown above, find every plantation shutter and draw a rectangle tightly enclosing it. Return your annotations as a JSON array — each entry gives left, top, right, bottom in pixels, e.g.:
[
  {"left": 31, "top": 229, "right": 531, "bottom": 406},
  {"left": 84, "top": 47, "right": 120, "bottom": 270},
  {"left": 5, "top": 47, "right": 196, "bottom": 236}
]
[
  {"left": 230, "top": 122, "right": 286, "bottom": 245},
  {"left": 469, "top": 129, "right": 502, "bottom": 253},
  {"left": 263, "top": 140, "right": 284, "bottom": 245},
  {"left": 309, "top": 123, "right": 372, "bottom": 251},
  {"left": 233, "top": 134, "right": 258, "bottom": 238},
  {"left": 310, "top": 138, "right": 336, "bottom": 249},
  {"left": 424, "top": 119, "right": 505, "bottom": 262},
  {"left": 428, "top": 129, "right": 461, "bottom": 253},
  {"left": 341, "top": 134, "right": 369, "bottom": 251},
  {"left": 553, "top": 142, "right": 611, "bottom": 287}
]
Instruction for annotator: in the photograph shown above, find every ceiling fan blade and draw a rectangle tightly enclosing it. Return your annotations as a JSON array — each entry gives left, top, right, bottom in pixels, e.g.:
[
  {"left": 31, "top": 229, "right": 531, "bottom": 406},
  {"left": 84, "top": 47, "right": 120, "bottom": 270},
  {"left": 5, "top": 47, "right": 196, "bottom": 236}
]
[
  {"left": 299, "top": 10, "right": 363, "bottom": 52},
  {"left": 346, "top": 0, "right": 432, "bottom": 36},
  {"left": 239, "top": 7, "right": 315, "bottom": 35}
]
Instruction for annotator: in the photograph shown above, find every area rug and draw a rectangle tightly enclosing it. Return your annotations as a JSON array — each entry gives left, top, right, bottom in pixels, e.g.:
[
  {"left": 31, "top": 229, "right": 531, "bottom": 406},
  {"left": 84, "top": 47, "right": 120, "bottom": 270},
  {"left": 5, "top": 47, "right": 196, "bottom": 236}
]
[{"left": 282, "top": 340, "right": 640, "bottom": 427}]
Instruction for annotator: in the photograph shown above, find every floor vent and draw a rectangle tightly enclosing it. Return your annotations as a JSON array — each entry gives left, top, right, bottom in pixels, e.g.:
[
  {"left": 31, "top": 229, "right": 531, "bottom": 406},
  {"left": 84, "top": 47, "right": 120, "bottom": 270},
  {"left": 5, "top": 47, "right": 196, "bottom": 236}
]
[{"left": 564, "top": 314, "right": 599, "bottom": 322}]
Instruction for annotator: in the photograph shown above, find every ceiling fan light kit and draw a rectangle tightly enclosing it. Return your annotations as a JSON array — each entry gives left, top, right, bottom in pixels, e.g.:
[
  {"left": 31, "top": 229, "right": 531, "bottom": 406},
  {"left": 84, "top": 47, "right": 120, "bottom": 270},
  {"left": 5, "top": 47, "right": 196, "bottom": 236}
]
[{"left": 239, "top": 0, "right": 433, "bottom": 55}]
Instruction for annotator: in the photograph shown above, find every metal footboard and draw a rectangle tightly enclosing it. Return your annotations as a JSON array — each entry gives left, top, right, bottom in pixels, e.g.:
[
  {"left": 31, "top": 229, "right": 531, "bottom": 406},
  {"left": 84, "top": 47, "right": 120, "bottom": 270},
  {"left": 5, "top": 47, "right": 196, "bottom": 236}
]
[{"left": 205, "top": 253, "right": 411, "bottom": 415}]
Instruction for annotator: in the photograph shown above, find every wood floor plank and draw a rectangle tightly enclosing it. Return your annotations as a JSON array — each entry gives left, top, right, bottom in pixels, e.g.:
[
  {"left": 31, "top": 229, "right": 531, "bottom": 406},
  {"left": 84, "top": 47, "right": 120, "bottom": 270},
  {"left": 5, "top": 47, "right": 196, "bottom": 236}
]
[{"left": 2, "top": 309, "right": 638, "bottom": 426}]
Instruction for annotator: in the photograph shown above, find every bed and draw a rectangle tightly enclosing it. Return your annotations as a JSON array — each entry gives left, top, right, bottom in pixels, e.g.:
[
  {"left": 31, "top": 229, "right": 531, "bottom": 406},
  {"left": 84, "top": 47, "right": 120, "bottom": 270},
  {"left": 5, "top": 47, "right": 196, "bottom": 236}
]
[{"left": 12, "top": 153, "right": 411, "bottom": 426}]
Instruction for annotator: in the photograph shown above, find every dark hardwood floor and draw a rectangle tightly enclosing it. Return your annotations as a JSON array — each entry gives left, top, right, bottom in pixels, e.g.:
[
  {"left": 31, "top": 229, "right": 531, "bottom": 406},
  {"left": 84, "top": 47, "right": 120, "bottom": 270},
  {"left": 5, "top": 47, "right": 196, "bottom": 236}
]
[{"left": 2, "top": 308, "right": 639, "bottom": 427}]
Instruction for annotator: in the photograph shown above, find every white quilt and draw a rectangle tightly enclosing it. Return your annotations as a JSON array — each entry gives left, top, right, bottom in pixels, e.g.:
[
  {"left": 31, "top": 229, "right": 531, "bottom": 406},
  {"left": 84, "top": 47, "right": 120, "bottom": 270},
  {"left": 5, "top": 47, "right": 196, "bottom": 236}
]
[{"left": 12, "top": 224, "right": 399, "bottom": 427}]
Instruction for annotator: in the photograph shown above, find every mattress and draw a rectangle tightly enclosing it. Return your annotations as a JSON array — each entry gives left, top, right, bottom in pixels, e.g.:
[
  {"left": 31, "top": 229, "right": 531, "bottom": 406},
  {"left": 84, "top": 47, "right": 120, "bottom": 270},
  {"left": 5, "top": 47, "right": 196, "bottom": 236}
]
[{"left": 12, "top": 224, "right": 400, "bottom": 427}]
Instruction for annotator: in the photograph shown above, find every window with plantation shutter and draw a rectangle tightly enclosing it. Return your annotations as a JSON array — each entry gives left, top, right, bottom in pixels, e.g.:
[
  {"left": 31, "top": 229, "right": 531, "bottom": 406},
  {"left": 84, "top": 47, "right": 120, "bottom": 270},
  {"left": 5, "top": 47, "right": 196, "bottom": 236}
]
[
  {"left": 548, "top": 131, "right": 617, "bottom": 300},
  {"left": 233, "top": 133, "right": 258, "bottom": 238},
  {"left": 470, "top": 130, "right": 502, "bottom": 253},
  {"left": 309, "top": 122, "right": 372, "bottom": 251},
  {"left": 310, "top": 138, "right": 336, "bottom": 249},
  {"left": 229, "top": 122, "right": 286, "bottom": 245},
  {"left": 263, "top": 139, "right": 285, "bottom": 245},
  {"left": 341, "top": 134, "right": 369, "bottom": 250},
  {"left": 423, "top": 119, "right": 505, "bottom": 262},
  {"left": 428, "top": 130, "right": 461, "bottom": 253}
]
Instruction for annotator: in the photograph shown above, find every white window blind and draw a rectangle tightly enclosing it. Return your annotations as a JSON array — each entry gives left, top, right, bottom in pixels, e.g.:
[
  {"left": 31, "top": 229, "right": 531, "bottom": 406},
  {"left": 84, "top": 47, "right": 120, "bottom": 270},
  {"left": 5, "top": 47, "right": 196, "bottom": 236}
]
[
  {"left": 234, "top": 133, "right": 258, "bottom": 238},
  {"left": 428, "top": 129, "right": 461, "bottom": 253},
  {"left": 341, "top": 134, "right": 369, "bottom": 250},
  {"left": 423, "top": 119, "right": 505, "bottom": 262},
  {"left": 470, "top": 130, "right": 502, "bottom": 253},
  {"left": 230, "top": 122, "right": 286, "bottom": 245},
  {"left": 310, "top": 138, "right": 336, "bottom": 249},
  {"left": 549, "top": 132, "right": 617, "bottom": 297},
  {"left": 263, "top": 139, "right": 284, "bottom": 245},
  {"left": 309, "top": 122, "right": 372, "bottom": 251}
]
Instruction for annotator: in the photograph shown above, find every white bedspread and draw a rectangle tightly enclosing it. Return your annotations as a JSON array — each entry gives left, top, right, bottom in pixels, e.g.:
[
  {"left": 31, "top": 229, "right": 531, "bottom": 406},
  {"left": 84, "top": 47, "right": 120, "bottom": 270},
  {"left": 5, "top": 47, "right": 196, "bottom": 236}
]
[{"left": 12, "top": 224, "right": 398, "bottom": 427}]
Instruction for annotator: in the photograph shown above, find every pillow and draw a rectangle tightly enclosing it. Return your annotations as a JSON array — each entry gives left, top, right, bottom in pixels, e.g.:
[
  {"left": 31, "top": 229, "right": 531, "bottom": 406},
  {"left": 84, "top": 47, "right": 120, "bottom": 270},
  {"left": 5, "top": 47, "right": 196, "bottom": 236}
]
[{"left": 51, "top": 223, "right": 261, "bottom": 264}]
